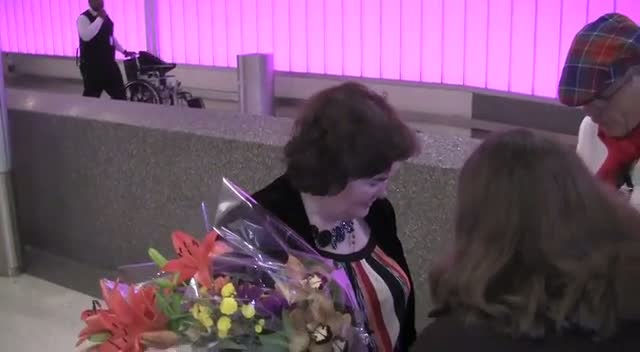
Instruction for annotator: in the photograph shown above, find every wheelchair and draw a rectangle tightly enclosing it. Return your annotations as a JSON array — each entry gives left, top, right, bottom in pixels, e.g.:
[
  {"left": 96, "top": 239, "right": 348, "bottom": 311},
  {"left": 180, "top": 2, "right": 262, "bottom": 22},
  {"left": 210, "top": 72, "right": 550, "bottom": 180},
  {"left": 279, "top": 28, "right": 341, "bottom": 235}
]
[{"left": 123, "top": 51, "right": 205, "bottom": 108}]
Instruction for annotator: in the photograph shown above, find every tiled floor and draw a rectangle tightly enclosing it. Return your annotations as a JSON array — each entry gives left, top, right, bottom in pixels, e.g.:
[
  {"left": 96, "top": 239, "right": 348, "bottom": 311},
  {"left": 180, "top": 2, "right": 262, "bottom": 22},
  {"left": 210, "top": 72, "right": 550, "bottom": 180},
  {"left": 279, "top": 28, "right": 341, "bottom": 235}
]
[
  {"left": 0, "top": 274, "right": 94, "bottom": 352},
  {"left": 0, "top": 274, "right": 189, "bottom": 351}
]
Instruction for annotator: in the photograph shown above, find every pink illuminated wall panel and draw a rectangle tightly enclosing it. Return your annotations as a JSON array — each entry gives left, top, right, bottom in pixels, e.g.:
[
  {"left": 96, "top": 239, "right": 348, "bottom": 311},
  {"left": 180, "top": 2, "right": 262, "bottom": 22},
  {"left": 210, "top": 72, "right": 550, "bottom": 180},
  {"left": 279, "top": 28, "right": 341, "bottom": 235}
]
[
  {"left": 0, "top": 0, "right": 146, "bottom": 58},
  {"left": 421, "top": 0, "right": 444, "bottom": 84},
  {"left": 146, "top": 0, "right": 629, "bottom": 99},
  {"left": 534, "top": 0, "right": 562, "bottom": 97},
  {"left": 343, "top": 0, "right": 362, "bottom": 77},
  {"left": 362, "top": 0, "right": 381, "bottom": 79},
  {"left": 510, "top": 0, "right": 537, "bottom": 95},
  {"left": 306, "top": 0, "right": 325, "bottom": 74},
  {"left": 486, "top": 0, "right": 511, "bottom": 92},
  {"left": 2, "top": 0, "right": 640, "bottom": 99},
  {"left": 442, "top": 0, "right": 466, "bottom": 85},
  {"left": 464, "top": 0, "right": 489, "bottom": 88},
  {"left": 400, "top": 0, "right": 422, "bottom": 82},
  {"left": 618, "top": 0, "right": 640, "bottom": 23}
]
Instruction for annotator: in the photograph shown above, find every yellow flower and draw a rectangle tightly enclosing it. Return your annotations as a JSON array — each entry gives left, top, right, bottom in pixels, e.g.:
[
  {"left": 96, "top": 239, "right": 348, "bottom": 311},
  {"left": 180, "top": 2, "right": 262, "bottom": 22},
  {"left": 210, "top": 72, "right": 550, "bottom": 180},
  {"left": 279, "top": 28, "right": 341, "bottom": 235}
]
[
  {"left": 217, "top": 316, "right": 232, "bottom": 338},
  {"left": 255, "top": 324, "right": 263, "bottom": 334},
  {"left": 190, "top": 303, "right": 214, "bottom": 330},
  {"left": 218, "top": 329, "right": 229, "bottom": 338},
  {"left": 220, "top": 297, "right": 238, "bottom": 315},
  {"left": 217, "top": 316, "right": 232, "bottom": 330},
  {"left": 199, "top": 286, "right": 209, "bottom": 296},
  {"left": 258, "top": 319, "right": 265, "bottom": 326},
  {"left": 221, "top": 283, "right": 236, "bottom": 297},
  {"left": 241, "top": 303, "right": 256, "bottom": 319}
]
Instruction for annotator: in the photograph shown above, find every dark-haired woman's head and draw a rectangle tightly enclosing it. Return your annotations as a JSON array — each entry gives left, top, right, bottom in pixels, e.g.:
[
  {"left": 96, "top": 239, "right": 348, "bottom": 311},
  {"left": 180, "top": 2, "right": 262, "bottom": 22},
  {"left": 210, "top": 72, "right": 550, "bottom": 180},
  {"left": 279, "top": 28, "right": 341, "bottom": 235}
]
[
  {"left": 284, "top": 82, "right": 419, "bottom": 219},
  {"left": 430, "top": 128, "right": 640, "bottom": 339}
]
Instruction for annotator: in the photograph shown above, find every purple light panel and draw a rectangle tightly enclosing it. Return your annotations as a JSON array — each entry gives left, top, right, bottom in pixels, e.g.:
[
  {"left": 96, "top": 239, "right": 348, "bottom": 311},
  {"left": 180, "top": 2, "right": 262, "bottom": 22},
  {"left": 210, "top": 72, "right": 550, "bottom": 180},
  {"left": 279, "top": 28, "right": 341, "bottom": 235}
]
[
  {"left": 0, "top": 0, "right": 146, "bottom": 58},
  {"left": 381, "top": 0, "right": 401, "bottom": 80},
  {"left": 362, "top": 0, "right": 381, "bottom": 79},
  {"left": 343, "top": 0, "right": 362, "bottom": 77},
  {"left": 401, "top": 0, "right": 422, "bottom": 82},
  {"left": 273, "top": 0, "right": 291, "bottom": 71},
  {"left": 442, "top": 0, "right": 465, "bottom": 85},
  {"left": 1, "top": 0, "right": 640, "bottom": 98},
  {"left": 306, "top": 0, "right": 325, "bottom": 74},
  {"left": 464, "top": 0, "right": 489, "bottom": 88},
  {"left": 486, "top": 0, "right": 511, "bottom": 92},
  {"left": 421, "top": 0, "right": 443, "bottom": 83},
  {"left": 534, "top": 0, "right": 562, "bottom": 97}
]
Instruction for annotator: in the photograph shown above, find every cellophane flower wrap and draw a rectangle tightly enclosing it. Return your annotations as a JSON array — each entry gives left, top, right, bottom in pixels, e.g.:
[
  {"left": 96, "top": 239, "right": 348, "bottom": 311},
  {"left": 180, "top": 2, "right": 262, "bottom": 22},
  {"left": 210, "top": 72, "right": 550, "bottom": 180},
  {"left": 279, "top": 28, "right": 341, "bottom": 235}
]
[{"left": 76, "top": 178, "right": 369, "bottom": 352}]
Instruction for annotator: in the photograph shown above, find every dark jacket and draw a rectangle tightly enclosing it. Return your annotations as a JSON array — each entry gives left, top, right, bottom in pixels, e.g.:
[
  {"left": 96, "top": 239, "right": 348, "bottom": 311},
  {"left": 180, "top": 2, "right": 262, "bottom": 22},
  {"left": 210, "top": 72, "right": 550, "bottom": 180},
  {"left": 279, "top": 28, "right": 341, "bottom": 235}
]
[
  {"left": 252, "top": 175, "right": 417, "bottom": 351},
  {"left": 79, "top": 10, "right": 116, "bottom": 65},
  {"left": 413, "top": 315, "right": 640, "bottom": 352}
]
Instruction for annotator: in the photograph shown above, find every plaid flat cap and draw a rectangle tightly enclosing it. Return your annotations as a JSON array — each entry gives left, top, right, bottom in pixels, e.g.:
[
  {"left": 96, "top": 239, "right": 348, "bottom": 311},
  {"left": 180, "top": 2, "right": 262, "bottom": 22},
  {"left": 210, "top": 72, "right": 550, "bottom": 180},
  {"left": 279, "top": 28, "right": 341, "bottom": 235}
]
[{"left": 558, "top": 13, "right": 640, "bottom": 107}]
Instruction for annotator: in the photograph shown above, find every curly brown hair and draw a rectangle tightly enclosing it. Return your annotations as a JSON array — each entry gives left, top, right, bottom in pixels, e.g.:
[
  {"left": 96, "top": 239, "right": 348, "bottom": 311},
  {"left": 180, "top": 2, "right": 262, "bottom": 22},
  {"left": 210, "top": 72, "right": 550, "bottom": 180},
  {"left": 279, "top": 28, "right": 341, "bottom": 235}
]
[
  {"left": 430, "top": 129, "right": 640, "bottom": 339},
  {"left": 284, "top": 82, "right": 420, "bottom": 196}
]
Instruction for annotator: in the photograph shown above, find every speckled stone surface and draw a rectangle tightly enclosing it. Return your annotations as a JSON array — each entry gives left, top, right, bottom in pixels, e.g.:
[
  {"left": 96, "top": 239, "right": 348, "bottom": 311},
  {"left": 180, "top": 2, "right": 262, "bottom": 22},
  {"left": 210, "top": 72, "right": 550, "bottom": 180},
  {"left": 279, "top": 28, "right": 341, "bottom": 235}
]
[{"left": 8, "top": 89, "right": 478, "bottom": 330}]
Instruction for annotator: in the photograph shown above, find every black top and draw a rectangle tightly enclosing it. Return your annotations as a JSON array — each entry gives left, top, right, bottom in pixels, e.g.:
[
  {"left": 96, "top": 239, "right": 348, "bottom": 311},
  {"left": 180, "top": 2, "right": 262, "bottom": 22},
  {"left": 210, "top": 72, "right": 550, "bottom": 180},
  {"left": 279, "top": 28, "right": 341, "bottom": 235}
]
[
  {"left": 414, "top": 315, "right": 640, "bottom": 352},
  {"left": 251, "top": 175, "right": 417, "bottom": 351},
  {"left": 79, "top": 10, "right": 116, "bottom": 65}
]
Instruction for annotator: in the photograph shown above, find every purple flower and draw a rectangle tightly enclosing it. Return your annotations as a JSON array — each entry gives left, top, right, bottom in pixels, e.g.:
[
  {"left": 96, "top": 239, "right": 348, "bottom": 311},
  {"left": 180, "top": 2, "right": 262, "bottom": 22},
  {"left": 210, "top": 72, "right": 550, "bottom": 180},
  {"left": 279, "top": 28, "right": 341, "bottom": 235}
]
[
  {"left": 256, "top": 292, "right": 288, "bottom": 317},
  {"left": 237, "top": 284, "right": 264, "bottom": 301}
]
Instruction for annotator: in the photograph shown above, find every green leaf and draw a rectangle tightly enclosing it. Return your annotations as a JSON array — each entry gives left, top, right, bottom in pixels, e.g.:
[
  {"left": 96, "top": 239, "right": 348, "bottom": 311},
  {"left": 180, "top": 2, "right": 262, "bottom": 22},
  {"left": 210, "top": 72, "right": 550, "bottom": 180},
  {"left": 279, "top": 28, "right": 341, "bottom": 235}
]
[
  {"left": 88, "top": 332, "right": 111, "bottom": 343},
  {"left": 155, "top": 291, "right": 176, "bottom": 317},
  {"left": 281, "top": 311, "right": 293, "bottom": 336},
  {"left": 154, "top": 278, "right": 176, "bottom": 289},
  {"left": 173, "top": 313, "right": 193, "bottom": 319},
  {"left": 217, "top": 340, "right": 248, "bottom": 350},
  {"left": 258, "top": 333, "right": 289, "bottom": 351},
  {"left": 170, "top": 293, "right": 183, "bottom": 313},
  {"left": 168, "top": 313, "right": 196, "bottom": 332},
  {"left": 169, "top": 319, "right": 185, "bottom": 332},
  {"left": 148, "top": 248, "right": 168, "bottom": 268},
  {"left": 177, "top": 318, "right": 196, "bottom": 333},
  {"left": 329, "top": 281, "right": 346, "bottom": 308},
  {"left": 173, "top": 273, "right": 182, "bottom": 285}
]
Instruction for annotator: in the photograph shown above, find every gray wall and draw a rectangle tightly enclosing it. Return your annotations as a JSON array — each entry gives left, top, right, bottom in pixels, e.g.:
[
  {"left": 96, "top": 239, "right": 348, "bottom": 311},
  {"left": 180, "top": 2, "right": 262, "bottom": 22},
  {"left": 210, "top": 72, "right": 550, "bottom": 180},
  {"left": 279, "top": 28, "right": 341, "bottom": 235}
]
[{"left": 8, "top": 89, "right": 478, "bottom": 330}]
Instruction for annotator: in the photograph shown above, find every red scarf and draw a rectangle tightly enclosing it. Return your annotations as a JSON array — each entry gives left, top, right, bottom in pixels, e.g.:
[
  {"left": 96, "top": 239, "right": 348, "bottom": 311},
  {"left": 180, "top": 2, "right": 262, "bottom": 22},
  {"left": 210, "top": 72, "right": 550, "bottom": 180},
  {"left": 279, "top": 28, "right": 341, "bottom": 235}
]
[{"left": 596, "top": 124, "right": 640, "bottom": 187}]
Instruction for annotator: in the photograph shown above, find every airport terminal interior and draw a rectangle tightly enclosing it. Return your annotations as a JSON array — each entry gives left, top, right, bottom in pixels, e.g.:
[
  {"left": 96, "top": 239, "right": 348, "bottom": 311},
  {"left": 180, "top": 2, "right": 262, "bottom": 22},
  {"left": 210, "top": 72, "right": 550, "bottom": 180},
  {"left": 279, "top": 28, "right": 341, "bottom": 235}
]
[{"left": 1, "top": 1, "right": 640, "bottom": 351}]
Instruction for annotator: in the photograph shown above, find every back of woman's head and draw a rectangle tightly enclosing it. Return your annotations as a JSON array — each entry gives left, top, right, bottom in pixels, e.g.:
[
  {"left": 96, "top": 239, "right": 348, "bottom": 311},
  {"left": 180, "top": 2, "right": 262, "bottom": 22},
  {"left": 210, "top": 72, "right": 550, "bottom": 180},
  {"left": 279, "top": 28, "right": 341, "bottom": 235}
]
[
  {"left": 284, "top": 82, "right": 419, "bottom": 196},
  {"left": 430, "top": 128, "right": 640, "bottom": 339}
]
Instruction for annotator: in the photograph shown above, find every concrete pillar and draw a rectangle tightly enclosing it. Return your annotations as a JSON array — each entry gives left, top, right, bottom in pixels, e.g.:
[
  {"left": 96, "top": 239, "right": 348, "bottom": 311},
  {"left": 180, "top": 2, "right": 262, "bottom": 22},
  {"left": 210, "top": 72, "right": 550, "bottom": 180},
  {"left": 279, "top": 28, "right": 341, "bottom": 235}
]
[
  {"left": 0, "top": 53, "right": 20, "bottom": 277},
  {"left": 237, "top": 54, "right": 274, "bottom": 116}
]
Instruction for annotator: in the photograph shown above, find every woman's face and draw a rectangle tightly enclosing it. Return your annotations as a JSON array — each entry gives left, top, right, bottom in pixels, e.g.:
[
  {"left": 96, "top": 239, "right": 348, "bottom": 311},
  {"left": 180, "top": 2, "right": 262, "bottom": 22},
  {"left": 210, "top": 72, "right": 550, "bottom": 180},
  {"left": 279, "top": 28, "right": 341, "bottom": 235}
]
[{"left": 328, "top": 162, "right": 401, "bottom": 219}]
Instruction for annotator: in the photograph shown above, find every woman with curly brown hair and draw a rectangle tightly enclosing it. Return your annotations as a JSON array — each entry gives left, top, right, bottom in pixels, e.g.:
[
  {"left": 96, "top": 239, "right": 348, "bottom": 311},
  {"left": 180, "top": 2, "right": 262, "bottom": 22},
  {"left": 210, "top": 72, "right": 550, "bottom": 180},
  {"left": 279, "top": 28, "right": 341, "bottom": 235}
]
[
  {"left": 415, "top": 129, "right": 640, "bottom": 351},
  {"left": 252, "top": 82, "right": 420, "bottom": 351}
]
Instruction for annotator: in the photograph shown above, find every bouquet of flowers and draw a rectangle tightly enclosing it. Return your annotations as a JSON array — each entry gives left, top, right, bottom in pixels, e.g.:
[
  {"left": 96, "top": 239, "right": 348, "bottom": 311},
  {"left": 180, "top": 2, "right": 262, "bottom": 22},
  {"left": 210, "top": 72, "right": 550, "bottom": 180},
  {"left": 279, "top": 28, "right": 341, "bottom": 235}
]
[{"left": 76, "top": 178, "right": 369, "bottom": 352}]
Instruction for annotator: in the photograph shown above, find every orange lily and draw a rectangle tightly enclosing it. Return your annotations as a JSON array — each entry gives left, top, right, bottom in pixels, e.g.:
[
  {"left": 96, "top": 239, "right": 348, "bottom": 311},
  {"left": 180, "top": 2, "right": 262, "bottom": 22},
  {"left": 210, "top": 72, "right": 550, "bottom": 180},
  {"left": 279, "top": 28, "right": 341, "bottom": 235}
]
[
  {"left": 162, "top": 230, "right": 231, "bottom": 288},
  {"left": 76, "top": 280, "right": 168, "bottom": 352}
]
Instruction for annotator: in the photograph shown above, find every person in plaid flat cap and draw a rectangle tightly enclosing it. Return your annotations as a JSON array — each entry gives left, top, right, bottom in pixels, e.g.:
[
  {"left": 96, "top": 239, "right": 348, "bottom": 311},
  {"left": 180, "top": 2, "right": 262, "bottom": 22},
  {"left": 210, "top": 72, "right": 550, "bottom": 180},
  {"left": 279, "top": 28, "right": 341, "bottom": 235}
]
[{"left": 559, "top": 13, "right": 640, "bottom": 207}]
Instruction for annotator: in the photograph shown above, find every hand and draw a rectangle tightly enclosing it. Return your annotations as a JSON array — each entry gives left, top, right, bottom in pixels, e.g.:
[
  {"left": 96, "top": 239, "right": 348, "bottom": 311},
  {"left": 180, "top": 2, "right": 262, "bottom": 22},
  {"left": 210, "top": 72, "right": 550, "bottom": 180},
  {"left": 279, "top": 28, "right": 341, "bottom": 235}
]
[
  {"left": 140, "top": 330, "right": 181, "bottom": 350},
  {"left": 123, "top": 50, "right": 136, "bottom": 58},
  {"left": 97, "top": 9, "right": 107, "bottom": 19}
]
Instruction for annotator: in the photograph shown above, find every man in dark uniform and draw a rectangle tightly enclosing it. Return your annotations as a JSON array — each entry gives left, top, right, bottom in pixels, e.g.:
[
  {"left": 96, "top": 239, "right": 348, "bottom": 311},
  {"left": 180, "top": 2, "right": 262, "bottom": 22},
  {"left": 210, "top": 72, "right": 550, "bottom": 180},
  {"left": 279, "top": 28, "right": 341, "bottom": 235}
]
[{"left": 77, "top": 0, "right": 134, "bottom": 100}]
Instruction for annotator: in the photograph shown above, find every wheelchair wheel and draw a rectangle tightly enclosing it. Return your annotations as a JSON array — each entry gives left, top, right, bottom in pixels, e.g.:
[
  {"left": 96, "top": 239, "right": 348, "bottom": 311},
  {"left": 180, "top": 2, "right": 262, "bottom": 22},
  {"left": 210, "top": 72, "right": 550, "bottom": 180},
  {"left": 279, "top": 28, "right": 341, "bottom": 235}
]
[
  {"left": 175, "top": 91, "right": 206, "bottom": 109},
  {"left": 174, "top": 92, "right": 191, "bottom": 106},
  {"left": 125, "top": 80, "right": 161, "bottom": 104}
]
